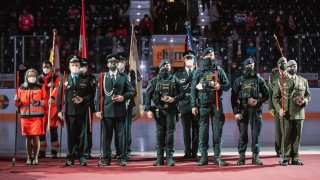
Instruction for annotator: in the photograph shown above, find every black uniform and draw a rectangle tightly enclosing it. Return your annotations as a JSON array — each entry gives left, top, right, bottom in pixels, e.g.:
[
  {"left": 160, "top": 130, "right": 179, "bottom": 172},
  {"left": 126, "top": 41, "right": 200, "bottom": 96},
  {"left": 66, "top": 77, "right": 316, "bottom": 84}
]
[
  {"left": 57, "top": 73, "right": 93, "bottom": 165},
  {"left": 85, "top": 73, "right": 96, "bottom": 157},
  {"left": 146, "top": 71, "right": 185, "bottom": 166},
  {"left": 175, "top": 68, "right": 199, "bottom": 158},
  {"left": 96, "top": 71, "right": 134, "bottom": 165},
  {"left": 190, "top": 65, "right": 230, "bottom": 165},
  {"left": 231, "top": 60, "right": 269, "bottom": 165}
]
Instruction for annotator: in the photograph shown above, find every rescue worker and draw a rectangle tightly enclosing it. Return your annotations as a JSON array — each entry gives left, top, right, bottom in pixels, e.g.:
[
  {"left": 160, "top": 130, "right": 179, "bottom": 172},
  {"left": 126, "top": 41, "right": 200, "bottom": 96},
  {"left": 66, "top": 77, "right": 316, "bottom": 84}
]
[
  {"left": 38, "top": 60, "right": 60, "bottom": 159},
  {"left": 95, "top": 54, "right": 134, "bottom": 166},
  {"left": 175, "top": 50, "right": 199, "bottom": 158},
  {"left": 57, "top": 55, "right": 94, "bottom": 166},
  {"left": 146, "top": 59, "right": 185, "bottom": 166},
  {"left": 272, "top": 60, "right": 311, "bottom": 166},
  {"left": 190, "top": 47, "right": 230, "bottom": 166},
  {"left": 231, "top": 58, "right": 269, "bottom": 165},
  {"left": 15, "top": 69, "right": 46, "bottom": 165},
  {"left": 268, "top": 57, "right": 287, "bottom": 157}
]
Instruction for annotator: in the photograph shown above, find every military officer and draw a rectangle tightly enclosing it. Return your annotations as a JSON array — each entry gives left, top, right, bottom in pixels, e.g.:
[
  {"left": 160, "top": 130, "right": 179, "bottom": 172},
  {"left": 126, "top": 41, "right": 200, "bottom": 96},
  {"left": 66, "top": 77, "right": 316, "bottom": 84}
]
[
  {"left": 146, "top": 59, "right": 185, "bottom": 166},
  {"left": 190, "top": 47, "right": 230, "bottom": 166},
  {"left": 96, "top": 54, "right": 134, "bottom": 166},
  {"left": 57, "top": 55, "right": 94, "bottom": 166},
  {"left": 231, "top": 58, "right": 269, "bottom": 166},
  {"left": 268, "top": 57, "right": 287, "bottom": 157},
  {"left": 175, "top": 50, "right": 199, "bottom": 158},
  {"left": 272, "top": 60, "right": 311, "bottom": 166},
  {"left": 80, "top": 58, "right": 97, "bottom": 159}
]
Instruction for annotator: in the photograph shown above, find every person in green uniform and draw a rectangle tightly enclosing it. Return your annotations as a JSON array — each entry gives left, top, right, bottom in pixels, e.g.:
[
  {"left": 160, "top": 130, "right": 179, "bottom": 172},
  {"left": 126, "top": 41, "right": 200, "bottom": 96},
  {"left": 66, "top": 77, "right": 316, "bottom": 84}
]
[
  {"left": 175, "top": 50, "right": 199, "bottom": 159},
  {"left": 268, "top": 57, "right": 287, "bottom": 157},
  {"left": 190, "top": 47, "right": 230, "bottom": 166},
  {"left": 272, "top": 60, "right": 311, "bottom": 166},
  {"left": 231, "top": 58, "right": 269, "bottom": 165},
  {"left": 146, "top": 59, "right": 185, "bottom": 166}
]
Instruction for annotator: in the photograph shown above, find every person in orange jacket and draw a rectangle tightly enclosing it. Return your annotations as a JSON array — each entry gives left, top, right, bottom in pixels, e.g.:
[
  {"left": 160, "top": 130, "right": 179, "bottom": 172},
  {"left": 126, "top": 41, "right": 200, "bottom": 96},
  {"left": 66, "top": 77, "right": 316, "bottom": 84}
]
[
  {"left": 38, "top": 61, "right": 61, "bottom": 158},
  {"left": 14, "top": 68, "right": 47, "bottom": 165}
]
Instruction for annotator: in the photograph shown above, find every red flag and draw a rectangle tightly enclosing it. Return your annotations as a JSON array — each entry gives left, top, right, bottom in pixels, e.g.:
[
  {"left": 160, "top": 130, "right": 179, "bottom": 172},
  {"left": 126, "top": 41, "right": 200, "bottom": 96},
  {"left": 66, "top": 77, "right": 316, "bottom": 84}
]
[{"left": 79, "top": 0, "right": 87, "bottom": 59}]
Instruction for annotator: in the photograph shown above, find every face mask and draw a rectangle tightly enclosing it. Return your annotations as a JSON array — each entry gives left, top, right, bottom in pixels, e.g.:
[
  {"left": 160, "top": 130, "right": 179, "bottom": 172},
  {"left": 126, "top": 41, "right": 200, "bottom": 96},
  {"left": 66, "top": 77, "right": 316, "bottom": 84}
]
[
  {"left": 244, "top": 66, "right": 254, "bottom": 77},
  {"left": 70, "top": 66, "right": 80, "bottom": 74},
  {"left": 110, "top": 64, "right": 117, "bottom": 71},
  {"left": 288, "top": 69, "right": 297, "bottom": 75},
  {"left": 159, "top": 67, "right": 170, "bottom": 78},
  {"left": 279, "top": 63, "right": 286, "bottom": 71},
  {"left": 117, "top": 62, "right": 125, "bottom": 71},
  {"left": 204, "top": 57, "right": 215, "bottom": 69},
  {"left": 185, "top": 60, "right": 193, "bottom": 67},
  {"left": 43, "top": 68, "right": 50, "bottom": 74},
  {"left": 80, "top": 67, "right": 87, "bottom": 74},
  {"left": 28, "top": 77, "right": 36, "bottom": 84}
]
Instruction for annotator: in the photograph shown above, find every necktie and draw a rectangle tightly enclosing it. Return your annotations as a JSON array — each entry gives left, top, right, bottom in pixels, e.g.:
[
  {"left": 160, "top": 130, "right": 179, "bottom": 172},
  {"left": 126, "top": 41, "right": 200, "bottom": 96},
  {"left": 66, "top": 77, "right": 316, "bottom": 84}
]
[
  {"left": 188, "top": 69, "right": 192, "bottom": 80},
  {"left": 111, "top": 74, "right": 115, "bottom": 85},
  {"left": 73, "top": 76, "right": 77, "bottom": 85}
]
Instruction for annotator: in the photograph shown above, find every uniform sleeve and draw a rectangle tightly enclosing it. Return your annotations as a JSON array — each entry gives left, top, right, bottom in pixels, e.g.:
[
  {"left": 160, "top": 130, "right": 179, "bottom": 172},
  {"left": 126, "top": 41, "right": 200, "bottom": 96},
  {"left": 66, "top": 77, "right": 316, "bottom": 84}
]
[
  {"left": 173, "top": 77, "right": 185, "bottom": 102},
  {"left": 123, "top": 75, "right": 134, "bottom": 101},
  {"left": 218, "top": 68, "right": 231, "bottom": 92},
  {"left": 256, "top": 77, "right": 269, "bottom": 106},
  {"left": 231, "top": 77, "right": 241, "bottom": 114},
  {"left": 145, "top": 78, "right": 155, "bottom": 111},
  {"left": 267, "top": 75, "right": 275, "bottom": 111},
  {"left": 95, "top": 74, "right": 103, "bottom": 112},
  {"left": 57, "top": 76, "right": 64, "bottom": 113},
  {"left": 190, "top": 70, "right": 200, "bottom": 108},
  {"left": 303, "top": 78, "right": 311, "bottom": 106},
  {"left": 272, "top": 80, "right": 282, "bottom": 113}
]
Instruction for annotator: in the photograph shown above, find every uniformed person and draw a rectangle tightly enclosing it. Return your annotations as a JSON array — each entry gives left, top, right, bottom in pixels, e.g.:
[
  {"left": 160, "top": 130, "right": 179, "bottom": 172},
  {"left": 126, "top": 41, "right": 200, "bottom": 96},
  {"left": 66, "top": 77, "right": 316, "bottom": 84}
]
[
  {"left": 38, "top": 60, "right": 61, "bottom": 159},
  {"left": 190, "top": 47, "right": 230, "bottom": 166},
  {"left": 272, "top": 60, "right": 311, "bottom": 166},
  {"left": 80, "top": 58, "right": 97, "bottom": 159},
  {"left": 95, "top": 54, "right": 134, "bottom": 166},
  {"left": 268, "top": 57, "right": 287, "bottom": 157},
  {"left": 175, "top": 50, "right": 199, "bottom": 158},
  {"left": 116, "top": 52, "right": 137, "bottom": 159},
  {"left": 146, "top": 59, "right": 185, "bottom": 166},
  {"left": 57, "top": 55, "right": 94, "bottom": 166},
  {"left": 231, "top": 58, "right": 269, "bottom": 165}
]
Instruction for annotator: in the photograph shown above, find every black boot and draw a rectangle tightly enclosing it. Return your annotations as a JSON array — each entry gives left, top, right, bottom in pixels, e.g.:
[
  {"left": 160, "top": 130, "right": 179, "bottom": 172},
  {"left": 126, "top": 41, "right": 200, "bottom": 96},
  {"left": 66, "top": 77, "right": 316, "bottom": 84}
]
[
  {"left": 166, "top": 150, "right": 175, "bottom": 166},
  {"left": 38, "top": 150, "right": 46, "bottom": 158},
  {"left": 167, "top": 157, "right": 175, "bottom": 166},
  {"left": 252, "top": 153, "right": 263, "bottom": 165},
  {"left": 153, "top": 156, "right": 164, "bottom": 166},
  {"left": 50, "top": 150, "right": 58, "bottom": 159},
  {"left": 197, "top": 155, "right": 208, "bottom": 166},
  {"left": 214, "top": 155, "right": 227, "bottom": 166},
  {"left": 237, "top": 153, "right": 246, "bottom": 165}
]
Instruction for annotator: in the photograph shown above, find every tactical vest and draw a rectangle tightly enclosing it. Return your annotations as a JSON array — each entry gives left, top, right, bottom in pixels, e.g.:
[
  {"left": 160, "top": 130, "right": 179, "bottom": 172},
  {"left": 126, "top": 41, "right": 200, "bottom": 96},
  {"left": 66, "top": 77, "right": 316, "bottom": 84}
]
[
  {"left": 153, "top": 75, "right": 176, "bottom": 108},
  {"left": 239, "top": 75, "right": 260, "bottom": 107},
  {"left": 198, "top": 69, "right": 216, "bottom": 105}
]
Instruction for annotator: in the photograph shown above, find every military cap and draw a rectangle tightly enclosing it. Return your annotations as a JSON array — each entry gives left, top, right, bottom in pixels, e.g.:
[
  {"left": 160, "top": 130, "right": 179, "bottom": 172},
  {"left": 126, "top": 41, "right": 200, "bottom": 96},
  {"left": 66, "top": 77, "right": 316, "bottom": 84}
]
[
  {"left": 202, "top": 47, "right": 214, "bottom": 57},
  {"left": 243, "top": 58, "right": 254, "bottom": 66},
  {"left": 183, "top": 50, "right": 196, "bottom": 58},
  {"left": 286, "top": 60, "right": 297, "bottom": 67},
  {"left": 277, "top": 57, "right": 287, "bottom": 64},
  {"left": 81, "top": 58, "right": 88, "bottom": 66},
  {"left": 159, "top": 59, "right": 170, "bottom": 68},
  {"left": 67, "top": 55, "right": 81, "bottom": 64},
  {"left": 116, "top": 52, "right": 127, "bottom": 61},
  {"left": 106, "top": 54, "right": 119, "bottom": 63}
]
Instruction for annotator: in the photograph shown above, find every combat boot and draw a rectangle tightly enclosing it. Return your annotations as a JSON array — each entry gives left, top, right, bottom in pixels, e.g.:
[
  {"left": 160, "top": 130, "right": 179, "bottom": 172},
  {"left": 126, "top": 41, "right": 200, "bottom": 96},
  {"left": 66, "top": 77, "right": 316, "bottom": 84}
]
[
  {"left": 197, "top": 155, "right": 208, "bottom": 166},
  {"left": 166, "top": 157, "right": 175, "bottom": 166},
  {"left": 153, "top": 156, "right": 164, "bottom": 166},
  {"left": 237, "top": 153, "right": 246, "bottom": 165},
  {"left": 50, "top": 150, "right": 58, "bottom": 159},
  {"left": 214, "top": 155, "right": 227, "bottom": 166},
  {"left": 38, "top": 150, "right": 46, "bottom": 158},
  {"left": 252, "top": 153, "right": 263, "bottom": 165}
]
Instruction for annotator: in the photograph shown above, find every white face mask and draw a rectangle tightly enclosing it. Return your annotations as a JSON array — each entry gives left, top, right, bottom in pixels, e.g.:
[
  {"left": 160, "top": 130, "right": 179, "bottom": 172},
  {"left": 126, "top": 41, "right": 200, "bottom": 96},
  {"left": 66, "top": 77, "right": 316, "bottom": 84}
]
[
  {"left": 80, "top": 67, "right": 87, "bottom": 74},
  {"left": 117, "top": 62, "right": 125, "bottom": 70},
  {"left": 43, "top": 68, "right": 51, "bottom": 74},
  {"left": 185, "top": 60, "right": 193, "bottom": 67},
  {"left": 70, "top": 66, "right": 80, "bottom": 74},
  {"left": 28, "top": 77, "right": 37, "bottom": 83}
]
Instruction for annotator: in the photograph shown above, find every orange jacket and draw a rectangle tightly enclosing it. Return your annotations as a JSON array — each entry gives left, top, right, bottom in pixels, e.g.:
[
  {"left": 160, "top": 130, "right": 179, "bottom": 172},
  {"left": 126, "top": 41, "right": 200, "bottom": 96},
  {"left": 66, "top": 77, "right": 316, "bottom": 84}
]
[{"left": 16, "top": 84, "right": 46, "bottom": 118}]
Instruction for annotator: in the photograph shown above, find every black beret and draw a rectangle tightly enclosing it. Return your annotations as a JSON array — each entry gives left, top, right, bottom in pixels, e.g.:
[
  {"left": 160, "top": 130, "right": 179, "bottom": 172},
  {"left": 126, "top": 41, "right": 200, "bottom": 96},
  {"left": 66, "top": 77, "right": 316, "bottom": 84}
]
[
  {"left": 159, "top": 59, "right": 170, "bottom": 68},
  {"left": 81, "top": 58, "right": 88, "bottom": 66},
  {"left": 67, "top": 55, "right": 81, "bottom": 64},
  {"left": 202, "top": 47, "right": 214, "bottom": 57},
  {"left": 106, "top": 54, "right": 119, "bottom": 63},
  {"left": 183, "top": 50, "right": 196, "bottom": 58},
  {"left": 243, "top": 58, "right": 254, "bottom": 66},
  {"left": 116, "top": 52, "right": 127, "bottom": 61}
]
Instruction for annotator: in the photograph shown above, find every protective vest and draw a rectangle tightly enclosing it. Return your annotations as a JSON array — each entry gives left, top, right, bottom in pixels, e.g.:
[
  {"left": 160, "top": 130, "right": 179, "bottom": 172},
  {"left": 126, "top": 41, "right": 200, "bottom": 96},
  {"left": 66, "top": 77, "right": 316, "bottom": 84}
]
[
  {"left": 153, "top": 75, "right": 176, "bottom": 108},
  {"left": 239, "top": 75, "right": 260, "bottom": 107},
  {"left": 17, "top": 86, "right": 46, "bottom": 118},
  {"left": 198, "top": 69, "right": 217, "bottom": 105}
]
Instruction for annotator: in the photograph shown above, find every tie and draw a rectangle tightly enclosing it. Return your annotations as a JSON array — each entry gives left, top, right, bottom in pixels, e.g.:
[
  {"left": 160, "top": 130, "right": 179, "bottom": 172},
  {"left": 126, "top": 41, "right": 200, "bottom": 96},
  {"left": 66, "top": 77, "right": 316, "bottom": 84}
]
[
  {"left": 73, "top": 76, "right": 77, "bottom": 85},
  {"left": 188, "top": 69, "right": 192, "bottom": 80},
  {"left": 111, "top": 74, "right": 115, "bottom": 85}
]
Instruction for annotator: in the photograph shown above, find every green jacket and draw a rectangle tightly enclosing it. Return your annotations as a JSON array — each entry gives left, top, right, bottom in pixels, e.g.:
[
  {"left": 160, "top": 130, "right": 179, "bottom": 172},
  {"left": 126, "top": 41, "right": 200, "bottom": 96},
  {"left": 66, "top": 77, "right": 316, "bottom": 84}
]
[
  {"left": 268, "top": 69, "right": 280, "bottom": 111},
  {"left": 272, "top": 74, "right": 311, "bottom": 120}
]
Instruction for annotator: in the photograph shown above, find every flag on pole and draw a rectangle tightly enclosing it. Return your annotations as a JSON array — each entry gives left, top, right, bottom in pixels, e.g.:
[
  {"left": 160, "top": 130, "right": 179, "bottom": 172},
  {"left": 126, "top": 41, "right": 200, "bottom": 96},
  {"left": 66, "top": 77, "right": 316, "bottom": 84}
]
[
  {"left": 49, "top": 42, "right": 60, "bottom": 75},
  {"left": 79, "top": 0, "right": 87, "bottom": 59},
  {"left": 185, "top": 23, "right": 197, "bottom": 67},
  {"left": 129, "top": 23, "right": 143, "bottom": 121}
]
